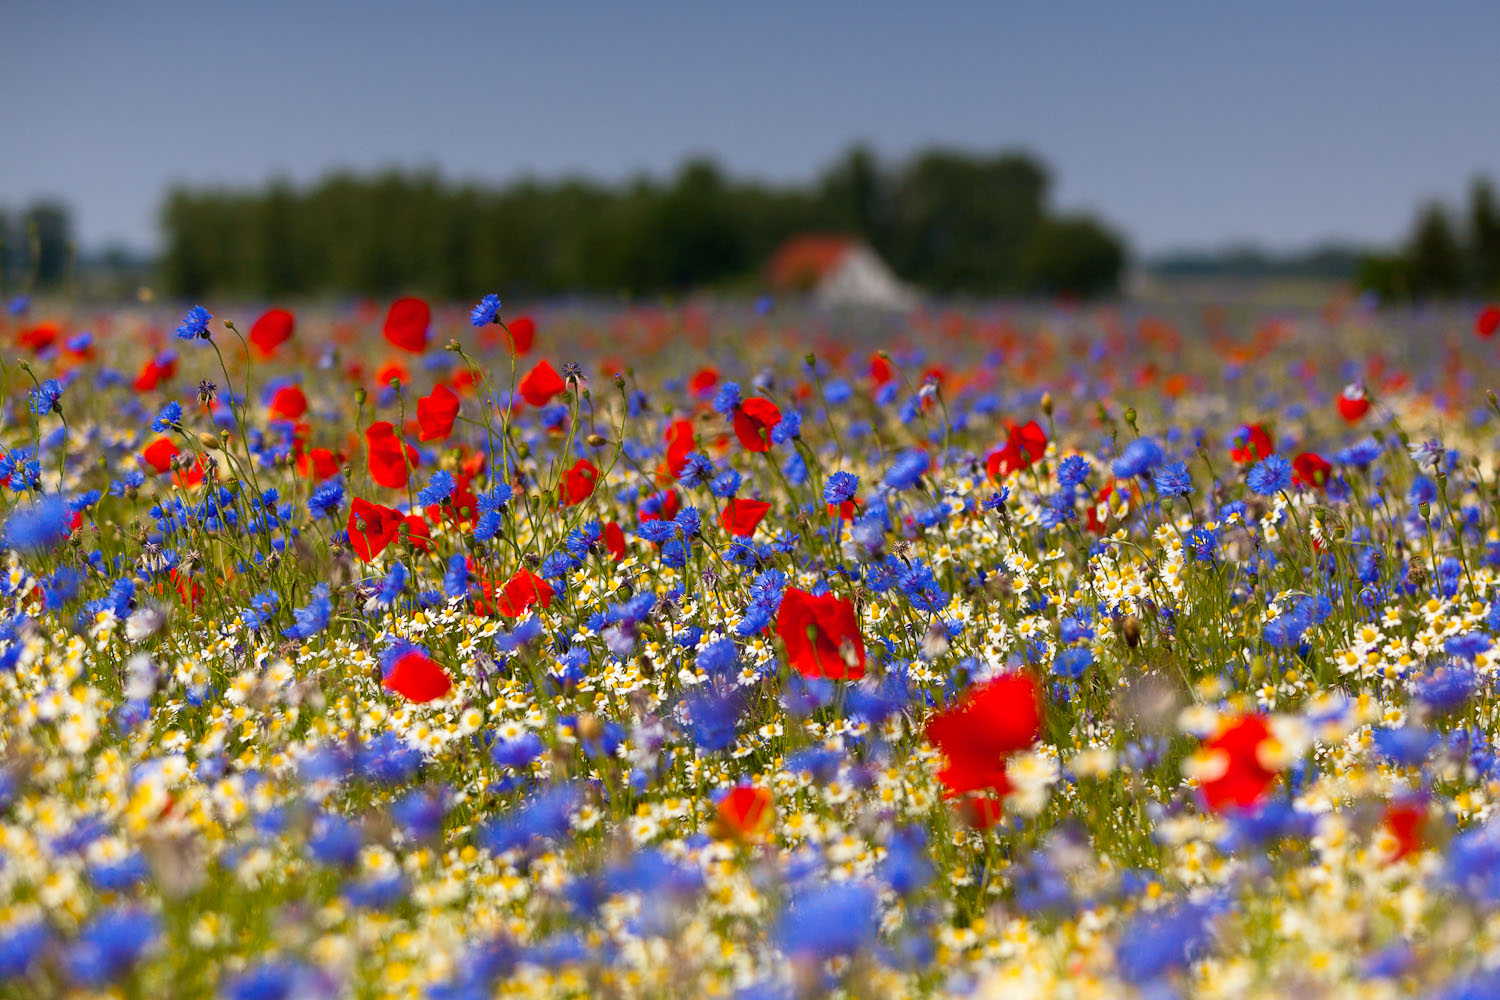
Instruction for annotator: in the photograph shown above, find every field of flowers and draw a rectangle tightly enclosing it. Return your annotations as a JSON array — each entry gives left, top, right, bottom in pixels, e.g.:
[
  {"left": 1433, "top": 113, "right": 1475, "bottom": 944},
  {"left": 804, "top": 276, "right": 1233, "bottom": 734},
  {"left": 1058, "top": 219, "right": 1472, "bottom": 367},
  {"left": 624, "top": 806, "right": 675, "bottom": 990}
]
[{"left": 4, "top": 292, "right": 1500, "bottom": 998}]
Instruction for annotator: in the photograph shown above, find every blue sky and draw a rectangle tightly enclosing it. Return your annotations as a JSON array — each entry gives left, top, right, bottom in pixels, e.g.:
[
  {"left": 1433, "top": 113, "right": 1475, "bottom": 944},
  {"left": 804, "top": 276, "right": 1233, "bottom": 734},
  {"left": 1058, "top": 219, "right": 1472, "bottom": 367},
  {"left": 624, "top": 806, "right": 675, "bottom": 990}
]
[{"left": 4, "top": 0, "right": 1498, "bottom": 255}]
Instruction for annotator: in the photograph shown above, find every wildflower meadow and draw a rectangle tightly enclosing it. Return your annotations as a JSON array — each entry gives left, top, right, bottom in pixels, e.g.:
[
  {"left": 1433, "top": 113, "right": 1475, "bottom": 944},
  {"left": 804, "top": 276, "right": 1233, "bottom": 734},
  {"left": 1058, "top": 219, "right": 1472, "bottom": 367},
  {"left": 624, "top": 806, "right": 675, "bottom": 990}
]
[{"left": 6, "top": 293, "right": 1500, "bottom": 999}]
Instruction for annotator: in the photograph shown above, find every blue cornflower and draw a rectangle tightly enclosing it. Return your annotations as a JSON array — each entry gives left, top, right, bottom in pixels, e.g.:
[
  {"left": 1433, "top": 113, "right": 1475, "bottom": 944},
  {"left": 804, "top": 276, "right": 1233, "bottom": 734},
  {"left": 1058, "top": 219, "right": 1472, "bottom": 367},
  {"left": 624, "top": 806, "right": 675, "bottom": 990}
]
[
  {"left": 712, "top": 381, "right": 742, "bottom": 416},
  {"left": 1053, "top": 647, "right": 1094, "bottom": 679},
  {"left": 696, "top": 638, "right": 739, "bottom": 679},
  {"left": 223, "top": 961, "right": 322, "bottom": 1000},
  {"left": 823, "top": 471, "right": 860, "bottom": 505},
  {"left": 1263, "top": 606, "right": 1311, "bottom": 648},
  {"left": 283, "top": 584, "right": 332, "bottom": 641},
  {"left": 1446, "top": 632, "right": 1493, "bottom": 661},
  {"left": 470, "top": 293, "right": 501, "bottom": 327},
  {"left": 1414, "top": 662, "right": 1478, "bottom": 712},
  {"left": 491, "top": 732, "right": 544, "bottom": 770},
  {"left": 770, "top": 409, "right": 802, "bottom": 444},
  {"left": 443, "top": 553, "right": 471, "bottom": 599},
  {"left": 150, "top": 400, "right": 183, "bottom": 432},
  {"left": 309, "top": 814, "right": 362, "bottom": 867},
  {"left": 1186, "top": 526, "right": 1219, "bottom": 562},
  {"left": 677, "top": 452, "right": 713, "bottom": 487},
  {"left": 1335, "top": 437, "right": 1383, "bottom": 467},
  {"left": 709, "top": 468, "right": 741, "bottom": 499},
  {"left": 1408, "top": 475, "right": 1437, "bottom": 507},
  {"left": 1112, "top": 437, "right": 1163, "bottom": 478},
  {"left": 175, "top": 305, "right": 212, "bottom": 341},
  {"left": 4, "top": 496, "right": 71, "bottom": 553},
  {"left": 774, "top": 883, "right": 879, "bottom": 960},
  {"left": 1152, "top": 460, "right": 1193, "bottom": 498},
  {"left": 64, "top": 908, "right": 159, "bottom": 987},
  {"left": 0, "top": 920, "right": 50, "bottom": 980},
  {"left": 1247, "top": 454, "right": 1293, "bottom": 495},
  {"left": 478, "top": 783, "right": 578, "bottom": 854},
  {"left": 373, "top": 563, "right": 408, "bottom": 606},
  {"left": 1372, "top": 726, "right": 1435, "bottom": 767},
  {"left": 308, "top": 479, "right": 345, "bottom": 520},
  {"left": 477, "top": 484, "right": 512, "bottom": 513},
  {"left": 884, "top": 449, "right": 930, "bottom": 491},
  {"left": 28, "top": 378, "right": 62, "bottom": 415},
  {"left": 881, "top": 826, "right": 933, "bottom": 895},
  {"left": 685, "top": 688, "right": 743, "bottom": 752},
  {"left": 1057, "top": 454, "right": 1090, "bottom": 487},
  {"left": 417, "top": 470, "right": 456, "bottom": 507},
  {"left": 474, "top": 511, "right": 504, "bottom": 542},
  {"left": 1116, "top": 900, "right": 1217, "bottom": 984},
  {"left": 239, "top": 591, "right": 279, "bottom": 632}
]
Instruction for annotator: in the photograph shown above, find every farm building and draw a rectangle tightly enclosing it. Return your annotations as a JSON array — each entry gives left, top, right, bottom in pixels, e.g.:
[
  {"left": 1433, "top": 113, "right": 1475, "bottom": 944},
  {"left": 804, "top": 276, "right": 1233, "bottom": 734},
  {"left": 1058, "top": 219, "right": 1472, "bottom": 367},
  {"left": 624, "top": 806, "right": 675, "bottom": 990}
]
[{"left": 765, "top": 234, "right": 917, "bottom": 311}]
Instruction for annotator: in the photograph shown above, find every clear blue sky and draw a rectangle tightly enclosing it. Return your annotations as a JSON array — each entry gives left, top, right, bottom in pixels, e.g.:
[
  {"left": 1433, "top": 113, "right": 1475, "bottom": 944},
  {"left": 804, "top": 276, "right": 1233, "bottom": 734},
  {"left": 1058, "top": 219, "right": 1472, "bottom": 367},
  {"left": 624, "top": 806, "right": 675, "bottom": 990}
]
[{"left": 4, "top": 0, "right": 1498, "bottom": 256}]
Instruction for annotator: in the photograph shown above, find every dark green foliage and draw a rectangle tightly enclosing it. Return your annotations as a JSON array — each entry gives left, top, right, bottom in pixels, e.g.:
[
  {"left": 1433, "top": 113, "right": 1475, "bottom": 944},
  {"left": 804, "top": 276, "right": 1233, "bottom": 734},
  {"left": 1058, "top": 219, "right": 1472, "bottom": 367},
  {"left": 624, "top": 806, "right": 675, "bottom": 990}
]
[
  {"left": 1358, "top": 175, "right": 1500, "bottom": 301},
  {"left": 157, "top": 148, "right": 1128, "bottom": 299},
  {"left": 0, "top": 201, "right": 74, "bottom": 290}
]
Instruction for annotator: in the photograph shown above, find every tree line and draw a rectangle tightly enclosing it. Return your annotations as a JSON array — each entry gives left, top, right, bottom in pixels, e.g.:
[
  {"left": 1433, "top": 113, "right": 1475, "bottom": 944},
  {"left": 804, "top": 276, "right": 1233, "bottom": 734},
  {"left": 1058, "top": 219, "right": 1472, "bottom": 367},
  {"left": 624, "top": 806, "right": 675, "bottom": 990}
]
[
  {"left": 158, "top": 147, "right": 1129, "bottom": 300},
  {"left": 0, "top": 202, "right": 73, "bottom": 292},
  {"left": 1357, "top": 176, "right": 1500, "bottom": 301}
]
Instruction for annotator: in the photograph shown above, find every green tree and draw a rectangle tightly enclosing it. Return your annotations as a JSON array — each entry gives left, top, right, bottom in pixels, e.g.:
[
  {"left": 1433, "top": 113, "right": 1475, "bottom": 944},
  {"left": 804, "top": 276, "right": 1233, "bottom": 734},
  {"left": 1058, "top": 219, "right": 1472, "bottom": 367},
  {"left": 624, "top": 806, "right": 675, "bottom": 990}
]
[
  {"left": 1406, "top": 202, "right": 1465, "bottom": 298},
  {"left": 1022, "top": 215, "right": 1128, "bottom": 298},
  {"left": 1468, "top": 177, "right": 1500, "bottom": 295}
]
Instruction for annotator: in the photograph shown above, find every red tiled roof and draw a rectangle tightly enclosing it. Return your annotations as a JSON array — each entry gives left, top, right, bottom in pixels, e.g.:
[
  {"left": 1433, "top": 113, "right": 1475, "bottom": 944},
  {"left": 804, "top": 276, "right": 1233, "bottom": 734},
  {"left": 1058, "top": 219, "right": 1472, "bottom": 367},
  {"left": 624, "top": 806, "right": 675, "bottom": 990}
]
[{"left": 766, "top": 235, "right": 856, "bottom": 290}]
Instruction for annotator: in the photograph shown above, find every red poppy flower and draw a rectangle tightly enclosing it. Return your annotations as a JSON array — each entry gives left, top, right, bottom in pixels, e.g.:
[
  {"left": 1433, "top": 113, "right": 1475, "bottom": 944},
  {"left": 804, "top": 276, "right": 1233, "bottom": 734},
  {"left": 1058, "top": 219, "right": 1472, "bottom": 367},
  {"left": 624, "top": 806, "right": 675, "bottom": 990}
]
[
  {"left": 986, "top": 420, "right": 1048, "bottom": 479},
  {"left": 716, "top": 785, "right": 774, "bottom": 841},
  {"left": 1477, "top": 304, "right": 1500, "bottom": 338},
  {"left": 382, "top": 297, "right": 431, "bottom": 353},
  {"left": 561, "top": 459, "right": 598, "bottom": 506},
  {"left": 1292, "top": 452, "right": 1332, "bottom": 489},
  {"left": 640, "top": 489, "right": 681, "bottom": 522},
  {"left": 375, "top": 360, "right": 411, "bottom": 388},
  {"left": 1229, "top": 424, "right": 1275, "bottom": 465},
  {"left": 401, "top": 513, "right": 432, "bottom": 551},
  {"left": 141, "top": 437, "right": 178, "bottom": 474},
  {"left": 774, "top": 588, "right": 866, "bottom": 680},
  {"left": 366, "top": 422, "right": 417, "bottom": 490},
  {"left": 267, "top": 385, "right": 307, "bottom": 421},
  {"left": 17, "top": 322, "right": 60, "bottom": 354},
  {"left": 425, "top": 474, "right": 479, "bottom": 527},
  {"left": 383, "top": 650, "right": 452, "bottom": 703},
  {"left": 249, "top": 308, "right": 295, "bottom": 356},
  {"left": 504, "top": 315, "right": 536, "bottom": 354},
  {"left": 300, "top": 447, "right": 343, "bottom": 480},
  {"left": 1337, "top": 384, "right": 1370, "bottom": 423},
  {"left": 1197, "top": 714, "right": 1280, "bottom": 812},
  {"left": 519, "top": 360, "right": 566, "bottom": 407},
  {"left": 493, "top": 568, "right": 554, "bottom": 618},
  {"left": 169, "top": 568, "right": 203, "bottom": 610},
  {"left": 732, "top": 397, "right": 782, "bottom": 453},
  {"left": 688, "top": 366, "right": 720, "bottom": 397},
  {"left": 1085, "top": 481, "right": 1118, "bottom": 535},
  {"left": 134, "top": 354, "right": 178, "bottom": 392},
  {"left": 602, "top": 521, "right": 626, "bottom": 561},
  {"left": 174, "top": 455, "right": 206, "bottom": 490},
  {"left": 416, "top": 383, "right": 461, "bottom": 441},
  {"left": 720, "top": 497, "right": 771, "bottom": 537},
  {"left": 1381, "top": 800, "right": 1425, "bottom": 862},
  {"left": 828, "top": 498, "right": 860, "bottom": 520},
  {"left": 959, "top": 795, "right": 1008, "bottom": 830},
  {"left": 869, "top": 354, "right": 895, "bottom": 386},
  {"left": 924, "top": 673, "right": 1042, "bottom": 797},
  {"left": 665, "top": 419, "right": 695, "bottom": 478},
  {"left": 347, "top": 498, "right": 405, "bottom": 562}
]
